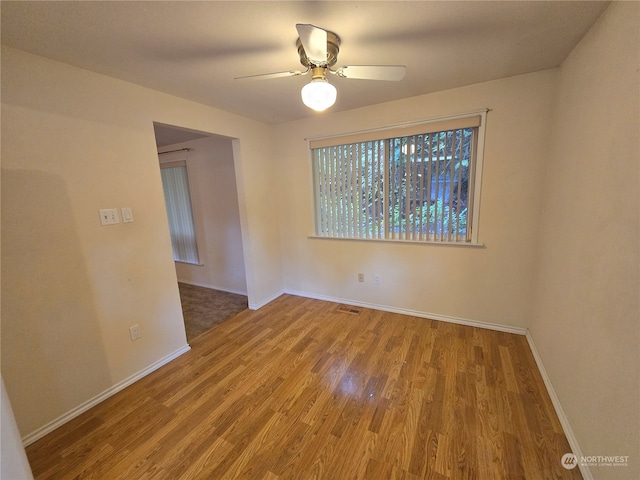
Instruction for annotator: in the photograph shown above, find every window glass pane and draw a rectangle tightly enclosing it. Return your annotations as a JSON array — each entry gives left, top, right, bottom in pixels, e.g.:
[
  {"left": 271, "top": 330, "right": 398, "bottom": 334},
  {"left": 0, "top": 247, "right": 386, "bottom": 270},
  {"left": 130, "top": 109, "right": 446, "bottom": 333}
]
[{"left": 160, "top": 165, "right": 200, "bottom": 263}]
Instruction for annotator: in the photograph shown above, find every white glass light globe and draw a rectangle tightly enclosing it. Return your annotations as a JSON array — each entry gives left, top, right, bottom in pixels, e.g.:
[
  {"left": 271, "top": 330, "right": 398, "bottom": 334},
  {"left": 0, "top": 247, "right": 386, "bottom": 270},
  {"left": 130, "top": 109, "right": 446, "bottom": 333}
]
[{"left": 301, "top": 79, "right": 337, "bottom": 111}]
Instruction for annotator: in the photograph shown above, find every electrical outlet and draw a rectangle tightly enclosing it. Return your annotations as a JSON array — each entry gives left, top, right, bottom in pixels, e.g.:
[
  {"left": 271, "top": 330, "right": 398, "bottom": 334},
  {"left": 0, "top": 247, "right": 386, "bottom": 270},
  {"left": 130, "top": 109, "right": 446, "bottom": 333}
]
[
  {"left": 358, "top": 273, "right": 364, "bottom": 283},
  {"left": 374, "top": 274, "right": 382, "bottom": 285},
  {"left": 129, "top": 324, "right": 141, "bottom": 341}
]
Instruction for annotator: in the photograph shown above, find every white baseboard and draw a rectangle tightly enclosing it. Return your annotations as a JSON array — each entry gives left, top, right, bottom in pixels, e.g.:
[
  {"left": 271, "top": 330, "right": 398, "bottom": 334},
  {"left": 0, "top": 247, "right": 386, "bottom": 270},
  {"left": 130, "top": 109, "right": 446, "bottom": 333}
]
[
  {"left": 249, "top": 289, "right": 285, "bottom": 310},
  {"left": 283, "top": 289, "right": 528, "bottom": 335},
  {"left": 22, "top": 345, "right": 191, "bottom": 447},
  {"left": 525, "top": 332, "right": 592, "bottom": 480},
  {"left": 177, "top": 279, "right": 248, "bottom": 296}
]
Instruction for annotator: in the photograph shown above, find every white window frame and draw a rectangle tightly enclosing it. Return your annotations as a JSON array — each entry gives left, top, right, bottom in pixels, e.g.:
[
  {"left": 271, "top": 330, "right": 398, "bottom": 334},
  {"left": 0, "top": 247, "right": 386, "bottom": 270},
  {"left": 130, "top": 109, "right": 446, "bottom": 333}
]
[{"left": 308, "top": 110, "right": 487, "bottom": 246}]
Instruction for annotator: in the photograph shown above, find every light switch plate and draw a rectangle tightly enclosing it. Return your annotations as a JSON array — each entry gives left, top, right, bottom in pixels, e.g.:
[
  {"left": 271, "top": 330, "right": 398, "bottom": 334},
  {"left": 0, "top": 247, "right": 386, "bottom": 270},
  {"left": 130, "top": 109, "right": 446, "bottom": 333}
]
[
  {"left": 99, "top": 208, "right": 120, "bottom": 226},
  {"left": 121, "top": 207, "right": 133, "bottom": 223},
  {"left": 129, "top": 324, "right": 140, "bottom": 341}
]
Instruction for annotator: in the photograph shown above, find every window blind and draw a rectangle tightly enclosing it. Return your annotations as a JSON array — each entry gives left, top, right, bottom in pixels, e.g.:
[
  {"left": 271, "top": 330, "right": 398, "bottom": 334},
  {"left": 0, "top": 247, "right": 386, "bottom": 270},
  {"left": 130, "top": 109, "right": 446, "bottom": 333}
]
[
  {"left": 311, "top": 112, "right": 485, "bottom": 244},
  {"left": 160, "top": 161, "right": 200, "bottom": 263}
]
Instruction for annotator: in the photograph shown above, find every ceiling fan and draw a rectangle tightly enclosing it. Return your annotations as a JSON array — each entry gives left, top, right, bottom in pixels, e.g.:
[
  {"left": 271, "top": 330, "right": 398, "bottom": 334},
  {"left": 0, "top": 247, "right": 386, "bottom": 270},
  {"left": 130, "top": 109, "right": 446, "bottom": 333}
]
[{"left": 235, "top": 24, "right": 407, "bottom": 112}]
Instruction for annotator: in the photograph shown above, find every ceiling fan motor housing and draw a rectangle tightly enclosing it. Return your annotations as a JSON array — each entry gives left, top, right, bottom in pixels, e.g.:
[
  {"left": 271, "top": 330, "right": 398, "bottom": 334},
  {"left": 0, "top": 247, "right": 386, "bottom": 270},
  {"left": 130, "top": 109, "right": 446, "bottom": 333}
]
[{"left": 296, "top": 30, "right": 341, "bottom": 68}]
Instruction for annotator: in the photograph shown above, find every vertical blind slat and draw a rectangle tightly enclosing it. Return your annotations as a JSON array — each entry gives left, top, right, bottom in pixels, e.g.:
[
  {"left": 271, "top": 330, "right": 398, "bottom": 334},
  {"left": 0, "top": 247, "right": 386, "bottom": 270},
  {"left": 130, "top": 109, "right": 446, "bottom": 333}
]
[
  {"left": 324, "top": 148, "right": 329, "bottom": 236},
  {"left": 415, "top": 136, "right": 420, "bottom": 240},
  {"left": 390, "top": 140, "right": 395, "bottom": 239},
  {"left": 425, "top": 133, "right": 433, "bottom": 241},
  {"left": 323, "top": 148, "right": 329, "bottom": 236},
  {"left": 371, "top": 142, "right": 376, "bottom": 238},
  {"left": 435, "top": 133, "right": 442, "bottom": 242},
  {"left": 447, "top": 131, "right": 455, "bottom": 242},
  {"left": 355, "top": 143, "right": 360, "bottom": 238},
  {"left": 335, "top": 146, "right": 339, "bottom": 235},
  {"left": 364, "top": 143, "right": 370, "bottom": 238},
  {"left": 455, "top": 129, "right": 463, "bottom": 241},
  {"left": 419, "top": 135, "right": 426, "bottom": 241},
  {"left": 377, "top": 140, "right": 383, "bottom": 238},
  {"left": 403, "top": 139, "right": 409, "bottom": 240},
  {"left": 384, "top": 140, "right": 391, "bottom": 240}
]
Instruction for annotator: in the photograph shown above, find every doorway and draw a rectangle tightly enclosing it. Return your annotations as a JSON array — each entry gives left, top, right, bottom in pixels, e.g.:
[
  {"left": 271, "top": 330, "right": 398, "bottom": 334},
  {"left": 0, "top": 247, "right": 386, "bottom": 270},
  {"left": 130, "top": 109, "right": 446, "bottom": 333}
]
[{"left": 153, "top": 123, "right": 248, "bottom": 341}]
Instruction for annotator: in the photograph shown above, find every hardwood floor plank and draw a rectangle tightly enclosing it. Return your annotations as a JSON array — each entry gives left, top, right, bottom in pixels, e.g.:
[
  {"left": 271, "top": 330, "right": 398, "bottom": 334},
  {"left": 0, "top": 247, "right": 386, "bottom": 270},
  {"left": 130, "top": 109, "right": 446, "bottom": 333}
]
[
  {"left": 25, "top": 295, "right": 582, "bottom": 479},
  {"left": 503, "top": 431, "right": 526, "bottom": 479},
  {"left": 435, "top": 431, "right": 453, "bottom": 477},
  {"left": 398, "top": 383, "right": 426, "bottom": 472},
  {"left": 221, "top": 412, "right": 290, "bottom": 480},
  {"left": 176, "top": 434, "right": 235, "bottom": 479},
  {"left": 208, "top": 407, "right": 279, "bottom": 479},
  {"left": 265, "top": 418, "right": 311, "bottom": 477},
  {"left": 261, "top": 472, "right": 280, "bottom": 480}
]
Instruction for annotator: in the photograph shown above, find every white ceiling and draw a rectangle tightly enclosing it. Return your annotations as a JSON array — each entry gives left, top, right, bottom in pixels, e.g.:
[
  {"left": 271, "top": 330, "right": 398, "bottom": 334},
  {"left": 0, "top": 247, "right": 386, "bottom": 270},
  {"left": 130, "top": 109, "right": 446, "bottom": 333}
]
[{"left": 2, "top": 1, "right": 609, "bottom": 125}]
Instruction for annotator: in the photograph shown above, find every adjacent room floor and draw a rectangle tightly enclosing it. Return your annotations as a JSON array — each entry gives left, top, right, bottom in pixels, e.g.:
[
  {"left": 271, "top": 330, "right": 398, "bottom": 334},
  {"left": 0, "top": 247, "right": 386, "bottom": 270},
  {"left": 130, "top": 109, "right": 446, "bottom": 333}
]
[
  {"left": 178, "top": 282, "right": 248, "bottom": 342},
  {"left": 25, "top": 295, "right": 581, "bottom": 479}
]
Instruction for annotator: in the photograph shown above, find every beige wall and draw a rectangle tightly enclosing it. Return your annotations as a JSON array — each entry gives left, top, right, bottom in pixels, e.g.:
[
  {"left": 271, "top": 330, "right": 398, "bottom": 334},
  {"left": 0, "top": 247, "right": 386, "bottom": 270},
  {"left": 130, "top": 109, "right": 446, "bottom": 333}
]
[
  {"left": 274, "top": 69, "right": 557, "bottom": 329},
  {"left": 1, "top": 47, "right": 282, "bottom": 437},
  {"left": 531, "top": 3, "right": 639, "bottom": 479},
  {"left": 159, "top": 135, "right": 247, "bottom": 295}
]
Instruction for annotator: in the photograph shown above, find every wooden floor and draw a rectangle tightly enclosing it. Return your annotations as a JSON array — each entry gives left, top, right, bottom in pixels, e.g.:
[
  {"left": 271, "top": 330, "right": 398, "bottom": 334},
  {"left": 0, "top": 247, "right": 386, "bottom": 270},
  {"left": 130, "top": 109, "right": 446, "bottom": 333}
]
[{"left": 26, "top": 295, "right": 581, "bottom": 479}]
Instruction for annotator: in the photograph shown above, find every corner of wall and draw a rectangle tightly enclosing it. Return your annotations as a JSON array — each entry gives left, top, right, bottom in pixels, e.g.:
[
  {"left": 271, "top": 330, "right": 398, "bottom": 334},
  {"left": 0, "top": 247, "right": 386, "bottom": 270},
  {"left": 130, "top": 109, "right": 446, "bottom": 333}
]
[{"left": 529, "top": 3, "right": 640, "bottom": 478}]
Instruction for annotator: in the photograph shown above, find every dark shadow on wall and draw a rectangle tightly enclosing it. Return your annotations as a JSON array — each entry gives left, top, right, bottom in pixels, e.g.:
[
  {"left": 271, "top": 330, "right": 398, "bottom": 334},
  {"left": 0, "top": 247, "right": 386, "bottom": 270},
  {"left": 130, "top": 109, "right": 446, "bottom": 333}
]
[{"left": 1, "top": 168, "right": 111, "bottom": 437}]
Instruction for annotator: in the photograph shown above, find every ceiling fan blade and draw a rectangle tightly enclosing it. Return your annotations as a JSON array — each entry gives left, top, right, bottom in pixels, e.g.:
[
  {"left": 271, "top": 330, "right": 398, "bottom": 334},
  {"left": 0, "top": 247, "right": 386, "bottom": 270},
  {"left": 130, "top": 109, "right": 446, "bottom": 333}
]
[
  {"left": 234, "top": 69, "right": 308, "bottom": 81},
  {"left": 296, "top": 24, "right": 328, "bottom": 65},
  {"left": 334, "top": 65, "right": 407, "bottom": 81}
]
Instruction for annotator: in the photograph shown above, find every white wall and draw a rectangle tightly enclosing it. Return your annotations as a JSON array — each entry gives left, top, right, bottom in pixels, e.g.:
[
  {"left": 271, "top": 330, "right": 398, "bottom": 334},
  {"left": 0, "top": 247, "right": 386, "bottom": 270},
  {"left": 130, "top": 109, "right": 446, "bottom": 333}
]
[
  {"left": 1, "top": 378, "right": 34, "bottom": 479},
  {"left": 531, "top": 3, "right": 639, "bottom": 479},
  {"left": 0, "top": 47, "right": 282, "bottom": 438},
  {"left": 159, "top": 135, "right": 247, "bottom": 295},
  {"left": 274, "top": 69, "right": 557, "bottom": 329}
]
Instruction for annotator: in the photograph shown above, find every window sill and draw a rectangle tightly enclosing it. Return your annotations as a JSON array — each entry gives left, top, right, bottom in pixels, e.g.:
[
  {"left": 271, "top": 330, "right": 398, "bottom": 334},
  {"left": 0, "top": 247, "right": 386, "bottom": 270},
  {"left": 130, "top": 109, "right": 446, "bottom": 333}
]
[
  {"left": 174, "top": 260, "right": 205, "bottom": 266},
  {"left": 307, "top": 235, "right": 485, "bottom": 248}
]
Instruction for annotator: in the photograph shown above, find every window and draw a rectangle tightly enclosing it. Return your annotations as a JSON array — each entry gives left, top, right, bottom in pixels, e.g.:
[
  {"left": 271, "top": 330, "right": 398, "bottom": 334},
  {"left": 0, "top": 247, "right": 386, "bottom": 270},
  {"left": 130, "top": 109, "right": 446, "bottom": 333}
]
[
  {"left": 160, "top": 160, "right": 201, "bottom": 263},
  {"left": 310, "top": 112, "right": 486, "bottom": 244}
]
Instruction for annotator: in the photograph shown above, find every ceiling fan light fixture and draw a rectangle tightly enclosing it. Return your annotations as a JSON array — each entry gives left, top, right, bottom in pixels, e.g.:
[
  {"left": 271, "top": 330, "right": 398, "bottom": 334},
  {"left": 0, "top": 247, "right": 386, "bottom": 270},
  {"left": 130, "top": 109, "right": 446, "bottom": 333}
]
[
  {"left": 301, "top": 77, "right": 337, "bottom": 112},
  {"left": 237, "top": 24, "right": 406, "bottom": 115}
]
